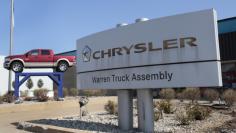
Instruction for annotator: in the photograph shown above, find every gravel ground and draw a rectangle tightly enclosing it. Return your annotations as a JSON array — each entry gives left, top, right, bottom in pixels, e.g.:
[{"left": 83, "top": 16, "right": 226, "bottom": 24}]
[
  {"left": 212, "top": 117, "right": 236, "bottom": 133},
  {"left": 30, "top": 108, "right": 233, "bottom": 133}
]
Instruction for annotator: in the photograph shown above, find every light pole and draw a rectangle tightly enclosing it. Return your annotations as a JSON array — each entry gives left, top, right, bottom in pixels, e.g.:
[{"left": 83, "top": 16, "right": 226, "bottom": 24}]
[{"left": 8, "top": 0, "right": 14, "bottom": 92}]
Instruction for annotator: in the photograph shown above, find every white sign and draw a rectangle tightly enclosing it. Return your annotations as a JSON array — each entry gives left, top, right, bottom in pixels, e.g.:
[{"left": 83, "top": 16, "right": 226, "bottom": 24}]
[{"left": 76, "top": 9, "right": 222, "bottom": 89}]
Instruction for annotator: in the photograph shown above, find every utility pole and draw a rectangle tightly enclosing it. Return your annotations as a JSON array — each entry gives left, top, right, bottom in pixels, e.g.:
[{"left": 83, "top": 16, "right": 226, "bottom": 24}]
[{"left": 8, "top": 0, "right": 14, "bottom": 92}]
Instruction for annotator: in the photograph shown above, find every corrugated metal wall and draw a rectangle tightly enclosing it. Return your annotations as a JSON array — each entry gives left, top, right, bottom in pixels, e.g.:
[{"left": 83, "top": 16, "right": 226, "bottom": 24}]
[{"left": 219, "top": 31, "right": 236, "bottom": 61}]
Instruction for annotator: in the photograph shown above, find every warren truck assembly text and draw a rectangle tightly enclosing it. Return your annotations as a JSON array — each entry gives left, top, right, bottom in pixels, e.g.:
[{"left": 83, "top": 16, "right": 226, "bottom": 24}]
[{"left": 92, "top": 71, "right": 173, "bottom": 83}]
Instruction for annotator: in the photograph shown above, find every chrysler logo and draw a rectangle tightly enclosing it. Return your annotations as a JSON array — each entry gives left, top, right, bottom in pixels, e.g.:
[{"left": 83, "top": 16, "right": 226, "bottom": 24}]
[
  {"left": 81, "top": 37, "right": 197, "bottom": 62},
  {"left": 82, "top": 45, "right": 92, "bottom": 62}
]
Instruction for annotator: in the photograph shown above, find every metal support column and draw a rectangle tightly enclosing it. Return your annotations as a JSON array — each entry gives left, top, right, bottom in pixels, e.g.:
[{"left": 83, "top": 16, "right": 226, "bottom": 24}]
[
  {"left": 137, "top": 89, "right": 154, "bottom": 133},
  {"left": 14, "top": 73, "right": 20, "bottom": 98},
  {"left": 118, "top": 90, "right": 133, "bottom": 131},
  {"left": 56, "top": 73, "right": 63, "bottom": 98},
  {"left": 14, "top": 72, "right": 64, "bottom": 100}
]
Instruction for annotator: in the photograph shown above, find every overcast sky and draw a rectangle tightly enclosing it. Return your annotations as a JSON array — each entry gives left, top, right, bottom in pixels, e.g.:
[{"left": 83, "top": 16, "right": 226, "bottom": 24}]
[{"left": 0, "top": 0, "right": 235, "bottom": 55}]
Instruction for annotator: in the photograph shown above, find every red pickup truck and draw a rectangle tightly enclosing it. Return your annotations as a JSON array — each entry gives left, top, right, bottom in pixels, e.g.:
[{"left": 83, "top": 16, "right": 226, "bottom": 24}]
[{"left": 4, "top": 49, "right": 76, "bottom": 72}]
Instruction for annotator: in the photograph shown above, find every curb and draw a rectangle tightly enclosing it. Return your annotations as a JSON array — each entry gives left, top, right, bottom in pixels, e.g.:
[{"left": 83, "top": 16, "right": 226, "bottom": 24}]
[{"left": 17, "top": 122, "right": 86, "bottom": 133}]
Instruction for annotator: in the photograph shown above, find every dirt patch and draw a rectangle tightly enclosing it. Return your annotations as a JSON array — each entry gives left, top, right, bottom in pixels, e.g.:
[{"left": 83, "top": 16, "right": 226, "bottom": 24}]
[{"left": 0, "top": 96, "right": 116, "bottom": 132}]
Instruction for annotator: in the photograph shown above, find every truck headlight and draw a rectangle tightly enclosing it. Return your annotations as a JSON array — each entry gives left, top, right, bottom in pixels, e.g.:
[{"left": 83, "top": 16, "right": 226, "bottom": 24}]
[{"left": 5, "top": 57, "right": 10, "bottom": 62}]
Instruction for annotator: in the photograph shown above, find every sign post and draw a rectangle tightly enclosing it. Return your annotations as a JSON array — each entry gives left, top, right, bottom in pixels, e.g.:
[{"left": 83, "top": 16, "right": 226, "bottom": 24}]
[
  {"left": 117, "top": 90, "right": 133, "bottom": 130},
  {"left": 137, "top": 89, "right": 154, "bottom": 132},
  {"left": 77, "top": 9, "right": 222, "bottom": 132}
]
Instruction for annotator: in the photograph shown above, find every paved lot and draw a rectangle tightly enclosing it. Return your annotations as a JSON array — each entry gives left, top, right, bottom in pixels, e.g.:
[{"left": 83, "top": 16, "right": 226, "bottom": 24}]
[{"left": 0, "top": 97, "right": 117, "bottom": 133}]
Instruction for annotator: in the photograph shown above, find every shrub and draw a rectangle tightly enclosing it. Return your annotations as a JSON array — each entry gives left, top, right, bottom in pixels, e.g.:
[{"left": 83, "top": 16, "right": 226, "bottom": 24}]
[
  {"left": 176, "top": 92, "right": 184, "bottom": 102},
  {"left": 24, "top": 97, "right": 32, "bottom": 101},
  {"left": 63, "top": 88, "right": 69, "bottom": 97},
  {"left": 0, "top": 96, "right": 3, "bottom": 104},
  {"left": 34, "top": 89, "right": 49, "bottom": 102},
  {"left": 20, "top": 90, "right": 28, "bottom": 97},
  {"left": 3, "top": 91, "right": 14, "bottom": 103},
  {"left": 159, "top": 88, "right": 175, "bottom": 100},
  {"left": 203, "top": 89, "right": 219, "bottom": 103},
  {"left": 154, "top": 108, "right": 163, "bottom": 121},
  {"left": 186, "top": 104, "right": 211, "bottom": 120},
  {"left": 222, "top": 89, "right": 236, "bottom": 107},
  {"left": 69, "top": 88, "right": 78, "bottom": 96},
  {"left": 37, "top": 79, "right": 44, "bottom": 88},
  {"left": 175, "top": 108, "right": 191, "bottom": 125},
  {"left": 54, "top": 90, "right": 58, "bottom": 99},
  {"left": 82, "top": 90, "right": 106, "bottom": 96},
  {"left": 83, "top": 90, "right": 93, "bottom": 97},
  {"left": 154, "top": 100, "right": 175, "bottom": 114},
  {"left": 183, "top": 88, "right": 200, "bottom": 103},
  {"left": 104, "top": 100, "right": 118, "bottom": 115},
  {"left": 93, "top": 90, "right": 106, "bottom": 96}
]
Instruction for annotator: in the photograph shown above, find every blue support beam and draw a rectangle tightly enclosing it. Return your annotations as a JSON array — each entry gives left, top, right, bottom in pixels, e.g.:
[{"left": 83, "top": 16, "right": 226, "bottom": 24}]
[{"left": 14, "top": 72, "right": 64, "bottom": 99}]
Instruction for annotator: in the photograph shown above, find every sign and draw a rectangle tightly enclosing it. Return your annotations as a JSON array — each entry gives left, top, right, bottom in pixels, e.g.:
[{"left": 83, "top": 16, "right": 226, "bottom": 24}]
[{"left": 76, "top": 9, "right": 222, "bottom": 89}]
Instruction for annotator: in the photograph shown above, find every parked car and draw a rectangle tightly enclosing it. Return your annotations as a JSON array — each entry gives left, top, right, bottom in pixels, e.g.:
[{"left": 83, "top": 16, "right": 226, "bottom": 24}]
[{"left": 4, "top": 49, "right": 76, "bottom": 72}]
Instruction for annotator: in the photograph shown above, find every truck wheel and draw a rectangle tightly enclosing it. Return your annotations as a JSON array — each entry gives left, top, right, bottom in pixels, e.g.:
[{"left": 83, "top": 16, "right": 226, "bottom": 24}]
[
  {"left": 57, "top": 61, "right": 68, "bottom": 72},
  {"left": 11, "top": 61, "right": 23, "bottom": 73}
]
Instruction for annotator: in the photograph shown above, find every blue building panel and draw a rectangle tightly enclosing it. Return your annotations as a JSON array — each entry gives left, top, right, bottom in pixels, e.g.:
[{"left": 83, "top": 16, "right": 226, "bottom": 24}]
[
  {"left": 56, "top": 50, "right": 76, "bottom": 56},
  {"left": 218, "top": 17, "right": 236, "bottom": 34}
]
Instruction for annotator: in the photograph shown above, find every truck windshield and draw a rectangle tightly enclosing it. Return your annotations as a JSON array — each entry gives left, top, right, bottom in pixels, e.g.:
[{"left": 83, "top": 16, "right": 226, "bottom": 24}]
[{"left": 30, "top": 50, "right": 39, "bottom": 56}]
